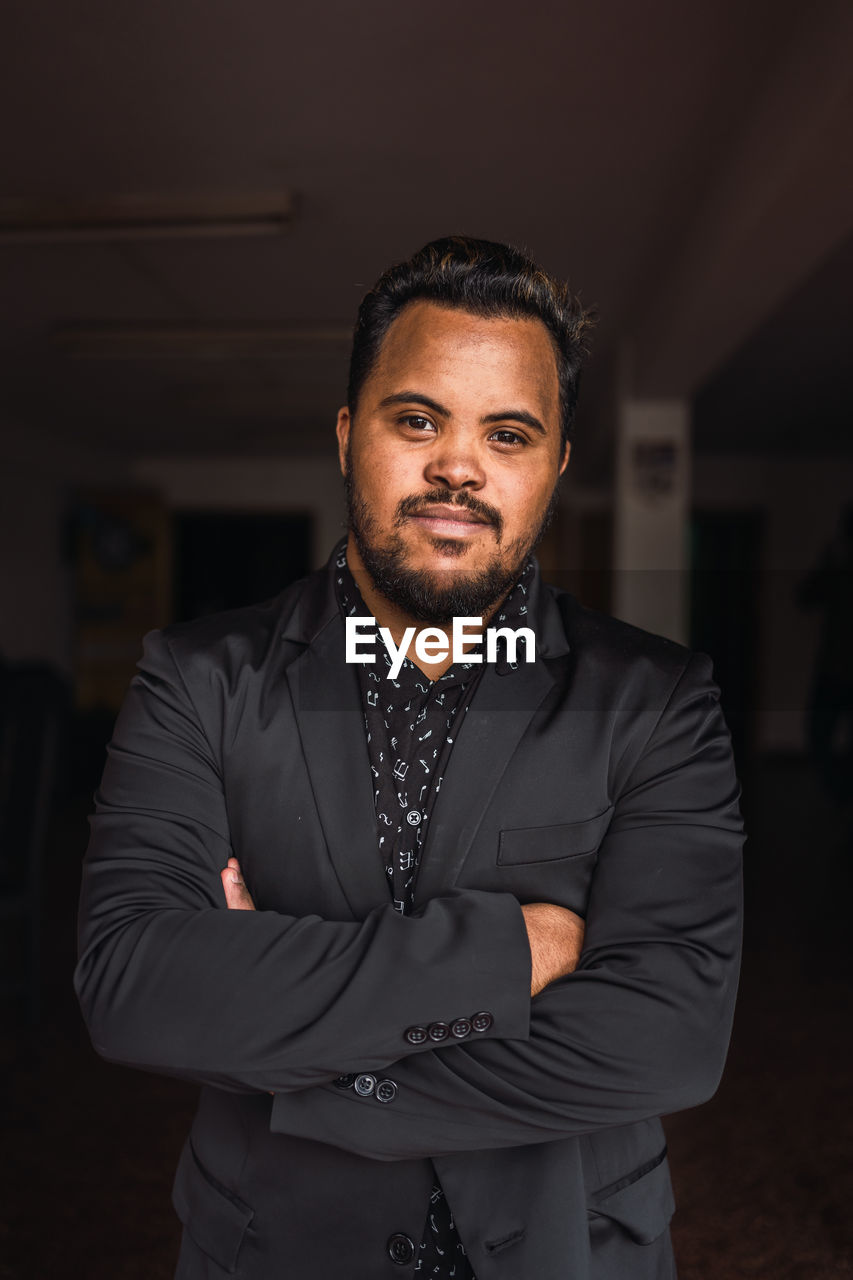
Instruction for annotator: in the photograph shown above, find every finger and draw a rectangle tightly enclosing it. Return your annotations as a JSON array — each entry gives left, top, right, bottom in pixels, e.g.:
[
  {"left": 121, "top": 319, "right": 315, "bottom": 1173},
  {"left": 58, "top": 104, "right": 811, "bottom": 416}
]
[{"left": 220, "top": 858, "right": 257, "bottom": 911}]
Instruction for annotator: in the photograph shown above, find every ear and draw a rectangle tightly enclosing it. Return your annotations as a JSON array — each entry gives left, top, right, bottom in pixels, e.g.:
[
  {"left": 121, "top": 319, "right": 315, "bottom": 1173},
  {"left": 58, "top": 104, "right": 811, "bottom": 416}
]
[
  {"left": 558, "top": 440, "right": 571, "bottom": 476},
  {"left": 335, "top": 406, "right": 351, "bottom": 477}
]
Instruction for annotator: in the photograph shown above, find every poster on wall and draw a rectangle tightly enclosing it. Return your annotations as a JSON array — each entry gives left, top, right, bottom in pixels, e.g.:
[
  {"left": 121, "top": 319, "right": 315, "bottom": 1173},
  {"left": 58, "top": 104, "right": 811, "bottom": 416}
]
[{"left": 630, "top": 438, "right": 679, "bottom": 505}]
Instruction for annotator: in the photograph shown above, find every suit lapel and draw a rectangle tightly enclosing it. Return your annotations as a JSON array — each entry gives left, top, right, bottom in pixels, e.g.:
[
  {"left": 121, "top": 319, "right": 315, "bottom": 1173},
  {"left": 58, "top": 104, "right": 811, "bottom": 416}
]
[
  {"left": 279, "top": 545, "right": 574, "bottom": 914},
  {"left": 413, "top": 655, "right": 557, "bottom": 902},
  {"left": 284, "top": 612, "right": 390, "bottom": 921}
]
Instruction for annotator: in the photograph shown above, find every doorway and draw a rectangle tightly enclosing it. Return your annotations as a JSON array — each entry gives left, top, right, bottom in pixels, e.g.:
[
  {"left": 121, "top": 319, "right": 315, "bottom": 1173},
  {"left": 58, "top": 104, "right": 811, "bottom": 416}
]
[
  {"left": 172, "top": 510, "right": 313, "bottom": 623},
  {"left": 688, "top": 508, "right": 763, "bottom": 772}
]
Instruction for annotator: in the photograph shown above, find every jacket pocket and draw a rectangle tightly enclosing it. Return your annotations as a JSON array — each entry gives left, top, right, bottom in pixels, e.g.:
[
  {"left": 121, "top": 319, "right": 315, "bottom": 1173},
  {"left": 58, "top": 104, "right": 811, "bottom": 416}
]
[
  {"left": 587, "top": 1147, "right": 675, "bottom": 1246},
  {"left": 497, "top": 805, "right": 614, "bottom": 866},
  {"left": 172, "top": 1138, "right": 254, "bottom": 1274}
]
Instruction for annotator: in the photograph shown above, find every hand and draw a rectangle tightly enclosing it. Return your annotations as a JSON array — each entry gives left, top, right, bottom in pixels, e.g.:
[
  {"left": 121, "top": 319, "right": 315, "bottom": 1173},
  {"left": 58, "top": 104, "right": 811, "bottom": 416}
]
[
  {"left": 520, "top": 902, "right": 586, "bottom": 997},
  {"left": 222, "top": 859, "right": 272, "bottom": 1091},
  {"left": 221, "top": 857, "right": 256, "bottom": 911}
]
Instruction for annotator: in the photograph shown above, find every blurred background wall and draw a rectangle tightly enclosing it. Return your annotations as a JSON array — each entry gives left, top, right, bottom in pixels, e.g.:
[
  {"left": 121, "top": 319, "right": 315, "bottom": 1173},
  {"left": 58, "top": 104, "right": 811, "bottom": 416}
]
[
  {"left": 2, "top": 0, "right": 851, "bottom": 755},
  {"left": 1, "top": 1, "right": 851, "bottom": 1276}
]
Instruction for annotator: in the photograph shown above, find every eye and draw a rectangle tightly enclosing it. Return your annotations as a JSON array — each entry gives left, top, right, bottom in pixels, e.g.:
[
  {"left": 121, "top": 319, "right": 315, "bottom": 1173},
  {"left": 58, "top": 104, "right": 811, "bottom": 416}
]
[
  {"left": 399, "top": 414, "right": 435, "bottom": 433},
  {"left": 489, "top": 428, "right": 527, "bottom": 446}
]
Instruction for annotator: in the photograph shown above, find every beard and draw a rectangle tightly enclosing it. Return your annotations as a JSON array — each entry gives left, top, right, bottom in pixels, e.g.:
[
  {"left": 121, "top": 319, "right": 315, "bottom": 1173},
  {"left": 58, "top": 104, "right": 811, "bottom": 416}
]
[{"left": 343, "top": 446, "right": 560, "bottom": 625}]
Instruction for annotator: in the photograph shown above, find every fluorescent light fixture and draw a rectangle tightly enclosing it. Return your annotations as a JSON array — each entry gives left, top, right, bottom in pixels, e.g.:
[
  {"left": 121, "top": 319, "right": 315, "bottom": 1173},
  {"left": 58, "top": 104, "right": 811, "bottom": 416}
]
[
  {"left": 53, "top": 325, "right": 352, "bottom": 359},
  {"left": 0, "top": 192, "right": 298, "bottom": 243}
]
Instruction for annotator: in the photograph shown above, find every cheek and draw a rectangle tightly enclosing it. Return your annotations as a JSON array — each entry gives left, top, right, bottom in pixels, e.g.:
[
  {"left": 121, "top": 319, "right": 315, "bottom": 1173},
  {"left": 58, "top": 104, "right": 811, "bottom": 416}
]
[
  {"left": 502, "top": 469, "right": 556, "bottom": 528},
  {"left": 372, "top": 449, "right": 421, "bottom": 496},
  {"left": 351, "top": 445, "right": 417, "bottom": 516}
]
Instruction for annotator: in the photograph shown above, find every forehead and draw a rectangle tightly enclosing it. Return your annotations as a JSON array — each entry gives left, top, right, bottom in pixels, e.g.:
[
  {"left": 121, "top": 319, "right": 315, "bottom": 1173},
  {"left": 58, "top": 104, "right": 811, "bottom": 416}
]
[{"left": 366, "top": 300, "right": 561, "bottom": 420}]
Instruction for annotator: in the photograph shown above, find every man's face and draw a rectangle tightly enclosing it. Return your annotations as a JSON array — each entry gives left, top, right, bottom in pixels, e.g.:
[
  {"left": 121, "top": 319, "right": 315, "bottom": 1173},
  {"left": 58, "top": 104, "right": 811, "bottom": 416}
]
[{"left": 337, "top": 300, "right": 570, "bottom": 624}]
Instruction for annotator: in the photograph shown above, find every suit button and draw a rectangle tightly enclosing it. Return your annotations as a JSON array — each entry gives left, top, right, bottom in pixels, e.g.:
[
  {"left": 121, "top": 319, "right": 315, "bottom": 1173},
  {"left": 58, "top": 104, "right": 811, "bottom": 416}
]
[
  {"left": 451, "top": 1017, "right": 471, "bottom": 1039},
  {"left": 471, "top": 1010, "right": 493, "bottom": 1033},
  {"left": 405, "top": 1025, "right": 428, "bottom": 1045},
  {"left": 333, "top": 1073, "right": 356, "bottom": 1089},
  {"left": 353, "top": 1073, "right": 376, "bottom": 1097},
  {"left": 375, "top": 1078, "right": 397, "bottom": 1104},
  {"left": 428, "top": 1021, "right": 450, "bottom": 1042},
  {"left": 387, "top": 1233, "right": 415, "bottom": 1265}
]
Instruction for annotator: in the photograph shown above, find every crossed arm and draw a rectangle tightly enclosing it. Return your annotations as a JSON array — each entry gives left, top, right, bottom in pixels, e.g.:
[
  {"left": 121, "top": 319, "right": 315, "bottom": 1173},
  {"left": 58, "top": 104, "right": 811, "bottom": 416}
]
[
  {"left": 221, "top": 858, "right": 586, "bottom": 999},
  {"left": 75, "top": 628, "right": 744, "bottom": 1155}
]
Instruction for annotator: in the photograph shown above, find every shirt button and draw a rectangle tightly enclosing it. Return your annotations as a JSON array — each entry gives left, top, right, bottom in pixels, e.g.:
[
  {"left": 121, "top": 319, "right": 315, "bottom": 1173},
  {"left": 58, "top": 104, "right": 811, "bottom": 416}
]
[
  {"left": 405, "top": 1025, "right": 428, "bottom": 1045},
  {"left": 471, "top": 1010, "right": 494, "bottom": 1033},
  {"left": 333, "top": 1073, "right": 356, "bottom": 1089},
  {"left": 387, "top": 1233, "right": 415, "bottom": 1265},
  {"left": 406, "top": 810, "right": 422, "bottom": 826},
  {"left": 375, "top": 1078, "right": 398, "bottom": 1104},
  {"left": 451, "top": 1017, "right": 472, "bottom": 1039},
  {"left": 428, "top": 1021, "right": 450, "bottom": 1042},
  {"left": 353, "top": 1073, "right": 376, "bottom": 1097}
]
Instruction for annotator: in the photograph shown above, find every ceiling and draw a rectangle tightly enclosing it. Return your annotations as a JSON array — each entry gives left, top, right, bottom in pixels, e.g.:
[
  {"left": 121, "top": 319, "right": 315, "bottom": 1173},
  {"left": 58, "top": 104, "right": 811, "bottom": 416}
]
[{"left": 1, "top": 0, "right": 850, "bottom": 475}]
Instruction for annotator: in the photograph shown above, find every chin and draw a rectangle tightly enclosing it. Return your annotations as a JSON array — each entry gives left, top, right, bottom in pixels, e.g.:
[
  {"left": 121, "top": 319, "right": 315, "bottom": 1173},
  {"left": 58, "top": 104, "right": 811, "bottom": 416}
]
[
  {"left": 416, "top": 537, "right": 476, "bottom": 563},
  {"left": 405, "top": 526, "right": 491, "bottom": 562}
]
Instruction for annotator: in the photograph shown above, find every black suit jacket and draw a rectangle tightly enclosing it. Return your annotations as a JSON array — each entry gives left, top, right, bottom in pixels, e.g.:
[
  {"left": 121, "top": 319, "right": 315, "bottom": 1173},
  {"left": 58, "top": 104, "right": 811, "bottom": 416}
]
[{"left": 75, "top": 549, "right": 745, "bottom": 1280}]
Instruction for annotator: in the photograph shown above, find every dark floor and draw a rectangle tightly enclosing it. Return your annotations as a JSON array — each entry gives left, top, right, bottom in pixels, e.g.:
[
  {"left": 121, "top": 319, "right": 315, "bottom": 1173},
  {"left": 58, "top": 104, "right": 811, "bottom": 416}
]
[{"left": 1, "top": 754, "right": 852, "bottom": 1279}]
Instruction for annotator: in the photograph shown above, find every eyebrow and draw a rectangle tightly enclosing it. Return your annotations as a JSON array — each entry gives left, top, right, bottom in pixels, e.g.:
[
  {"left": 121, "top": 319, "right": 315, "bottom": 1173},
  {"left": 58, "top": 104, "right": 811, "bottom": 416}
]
[
  {"left": 482, "top": 409, "right": 547, "bottom": 436},
  {"left": 377, "top": 392, "right": 450, "bottom": 417},
  {"left": 378, "top": 391, "right": 548, "bottom": 437}
]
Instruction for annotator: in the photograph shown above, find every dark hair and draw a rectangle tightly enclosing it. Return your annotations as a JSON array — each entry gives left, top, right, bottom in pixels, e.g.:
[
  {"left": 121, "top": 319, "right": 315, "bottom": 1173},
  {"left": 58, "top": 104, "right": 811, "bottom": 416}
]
[{"left": 347, "top": 235, "right": 596, "bottom": 448}]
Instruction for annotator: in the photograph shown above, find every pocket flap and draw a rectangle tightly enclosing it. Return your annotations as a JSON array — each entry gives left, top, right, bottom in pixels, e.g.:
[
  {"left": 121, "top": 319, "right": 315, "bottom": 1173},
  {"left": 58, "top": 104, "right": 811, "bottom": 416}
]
[
  {"left": 498, "top": 806, "right": 614, "bottom": 865},
  {"left": 172, "top": 1139, "right": 254, "bottom": 1274},
  {"left": 590, "top": 1151, "right": 675, "bottom": 1245}
]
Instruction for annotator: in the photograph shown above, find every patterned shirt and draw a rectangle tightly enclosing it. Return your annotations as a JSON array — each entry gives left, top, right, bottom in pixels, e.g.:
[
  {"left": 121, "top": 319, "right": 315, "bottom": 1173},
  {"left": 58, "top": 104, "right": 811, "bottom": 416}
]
[{"left": 334, "top": 542, "right": 535, "bottom": 1277}]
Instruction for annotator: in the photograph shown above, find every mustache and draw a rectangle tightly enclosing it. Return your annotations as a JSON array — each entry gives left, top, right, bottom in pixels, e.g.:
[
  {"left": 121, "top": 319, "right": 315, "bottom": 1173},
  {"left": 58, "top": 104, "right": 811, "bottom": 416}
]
[{"left": 395, "top": 490, "right": 503, "bottom": 536}]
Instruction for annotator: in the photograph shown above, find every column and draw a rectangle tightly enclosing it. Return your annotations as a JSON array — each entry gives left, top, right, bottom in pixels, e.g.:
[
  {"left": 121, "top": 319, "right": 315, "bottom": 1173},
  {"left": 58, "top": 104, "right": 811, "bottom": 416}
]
[{"left": 612, "top": 398, "right": 691, "bottom": 645}]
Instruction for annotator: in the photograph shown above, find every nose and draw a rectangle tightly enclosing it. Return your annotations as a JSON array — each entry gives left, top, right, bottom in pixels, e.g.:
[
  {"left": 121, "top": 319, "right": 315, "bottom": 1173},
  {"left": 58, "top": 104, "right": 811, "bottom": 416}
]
[{"left": 422, "top": 431, "right": 486, "bottom": 492}]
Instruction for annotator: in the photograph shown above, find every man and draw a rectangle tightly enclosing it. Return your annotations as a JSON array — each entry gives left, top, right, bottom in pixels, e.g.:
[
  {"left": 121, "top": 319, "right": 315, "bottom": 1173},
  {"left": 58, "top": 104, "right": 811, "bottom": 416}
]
[{"left": 75, "top": 236, "right": 745, "bottom": 1280}]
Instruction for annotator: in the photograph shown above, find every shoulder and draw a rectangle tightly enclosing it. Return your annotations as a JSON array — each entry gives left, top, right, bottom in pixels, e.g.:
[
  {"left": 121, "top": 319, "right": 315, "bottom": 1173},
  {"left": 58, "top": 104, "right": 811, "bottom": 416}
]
[
  {"left": 547, "top": 583, "right": 696, "bottom": 669},
  {"left": 542, "top": 587, "right": 732, "bottom": 801},
  {"left": 138, "top": 571, "right": 319, "bottom": 692},
  {"left": 543, "top": 582, "right": 715, "bottom": 706}
]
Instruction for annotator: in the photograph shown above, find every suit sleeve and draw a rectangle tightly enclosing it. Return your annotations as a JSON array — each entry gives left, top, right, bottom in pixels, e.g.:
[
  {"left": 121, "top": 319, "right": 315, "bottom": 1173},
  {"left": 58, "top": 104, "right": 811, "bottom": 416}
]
[
  {"left": 269, "top": 651, "right": 746, "bottom": 1158},
  {"left": 74, "top": 628, "right": 532, "bottom": 1093}
]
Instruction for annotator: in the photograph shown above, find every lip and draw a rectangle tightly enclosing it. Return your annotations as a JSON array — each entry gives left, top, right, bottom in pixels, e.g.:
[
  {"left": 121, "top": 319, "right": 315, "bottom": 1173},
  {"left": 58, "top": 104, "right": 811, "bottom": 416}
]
[{"left": 407, "top": 505, "right": 492, "bottom": 536}]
